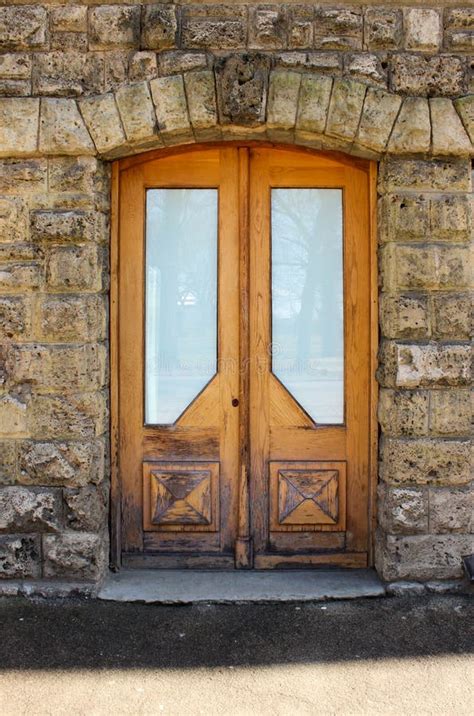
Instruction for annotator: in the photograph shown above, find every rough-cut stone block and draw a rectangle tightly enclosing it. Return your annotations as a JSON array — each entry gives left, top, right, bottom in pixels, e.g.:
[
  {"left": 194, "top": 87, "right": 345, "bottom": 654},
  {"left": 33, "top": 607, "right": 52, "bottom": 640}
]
[
  {"left": 31, "top": 210, "right": 97, "bottom": 243},
  {"left": 0, "top": 159, "right": 46, "bottom": 195},
  {"left": 379, "top": 293, "right": 429, "bottom": 340},
  {"left": 0, "top": 263, "right": 42, "bottom": 293},
  {"left": 89, "top": 5, "right": 140, "bottom": 50},
  {"left": 0, "top": 196, "right": 27, "bottom": 243},
  {"left": 364, "top": 8, "right": 402, "bottom": 50},
  {"left": 18, "top": 439, "right": 105, "bottom": 488},
  {"left": 391, "top": 55, "right": 466, "bottom": 98},
  {"left": 79, "top": 94, "right": 126, "bottom": 155},
  {"left": 0, "top": 442, "right": 16, "bottom": 485},
  {"left": 288, "top": 5, "right": 314, "bottom": 49},
  {"left": 150, "top": 75, "right": 193, "bottom": 144},
  {"left": 43, "top": 532, "right": 107, "bottom": 580},
  {"left": 430, "top": 390, "right": 472, "bottom": 437},
  {"left": 378, "top": 483, "right": 428, "bottom": 534},
  {"left": 429, "top": 488, "right": 473, "bottom": 534},
  {"left": 378, "top": 389, "right": 429, "bottom": 437},
  {"left": 0, "top": 296, "right": 31, "bottom": 340},
  {"left": 64, "top": 485, "right": 108, "bottom": 532},
  {"left": 39, "top": 99, "right": 95, "bottom": 157},
  {"left": 444, "top": 9, "right": 474, "bottom": 52},
  {"left": 454, "top": 96, "right": 474, "bottom": 145},
  {"left": 0, "top": 487, "right": 62, "bottom": 533},
  {"left": 267, "top": 70, "right": 301, "bottom": 137},
  {"left": 215, "top": 53, "right": 270, "bottom": 127},
  {"left": 0, "top": 6, "right": 47, "bottom": 50},
  {"left": 388, "top": 97, "right": 430, "bottom": 155},
  {"left": 0, "top": 535, "right": 41, "bottom": 579},
  {"left": 377, "top": 533, "right": 474, "bottom": 581},
  {"left": 378, "top": 158, "right": 472, "bottom": 193},
  {"left": 430, "top": 98, "right": 472, "bottom": 157},
  {"left": 326, "top": 79, "right": 366, "bottom": 141},
  {"left": 48, "top": 157, "right": 107, "bottom": 197},
  {"left": 249, "top": 5, "right": 287, "bottom": 50},
  {"left": 0, "top": 395, "right": 28, "bottom": 438},
  {"left": 46, "top": 244, "right": 104, "bottom": 291},
  {"left": 379, "top": 342, "right": 471, "bottom": 389},
  {"left": 0, "top": 53, "right": 31, "bottom": 80},
  {"left": 38, "top": 295, "right": 106, "bottom": 343},
  {"left": 8, "top": 343, "right": 106, "bottom": 394},
  {"left": 33, "top": 51, "right": 104, "bottom": 97},
  {"left": 314, "top": 7, "right": 362, "bottom": 50},
  {"left": 296, "top": 74, "right": 332, "bottom": 134},
  {"left": 380, "top": 437, "right": 472, "bottom": 486},
  {"left": 404, "top": 9, "right": 441, "bottom": 52},
  {"left": 181, "top": 5, "right": 247, "bottom": 50},
  {"left": 381, "top": 245, "right": 471, "bottom": 292},
  {"left": 129, "top": 52, "right": 158, "bottom": 83},
  {"left": 104, "top": 50, "right": 129, "bottom": 94},
  {"left": 0, "top": 98, "right": 39, "bottom": 157},
  {"left": 378, "top": 194, "right": 429, "bottom": 242},
  {"left": 345, "top": 53, "right": 386, "bottom": 85},
  {"left": 431, "top": 294, "right": 472, "bottom": 341},
  {"left": 115, "top": 82, "right": 157, "bottom": 143},
  {"left": 158, "top": 51, "right": 208, "bottom": 77},
  {"left": 430, "top": 195, "right": 472, "bottom": 242},
  {"left": 50, "top": 6, "right": 87, "bottom": 33},
  {"left": 356, "top": 88, "right": 401, "bottom": 153},
  {"left": 50, "top": 32, "right": 88, "bottom": 53},
  {"left": 30, "top": 392, "right": 107, "bottom": 441},
  {"left": 141, "top": 4, "right": 177, "bottom": 50},
  {"left": 184, "top": 70, "right": 219, "bottom": 140}
]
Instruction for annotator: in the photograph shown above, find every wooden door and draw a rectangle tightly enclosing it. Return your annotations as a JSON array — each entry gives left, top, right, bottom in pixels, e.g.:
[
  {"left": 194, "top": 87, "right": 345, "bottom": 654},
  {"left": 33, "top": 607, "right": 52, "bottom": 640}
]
[{"left": 115, "top": 145, "right": 375, "bottom": 569}]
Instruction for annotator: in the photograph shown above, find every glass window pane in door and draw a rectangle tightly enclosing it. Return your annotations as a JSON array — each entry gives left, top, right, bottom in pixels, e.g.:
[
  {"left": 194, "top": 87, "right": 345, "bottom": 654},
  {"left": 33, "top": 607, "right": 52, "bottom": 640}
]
[
  {"left": 271, "top": 188, "right": 344, "bottom": 424},
  {"left": 145, "top": 189, "right": 218, "bottom": 424}
]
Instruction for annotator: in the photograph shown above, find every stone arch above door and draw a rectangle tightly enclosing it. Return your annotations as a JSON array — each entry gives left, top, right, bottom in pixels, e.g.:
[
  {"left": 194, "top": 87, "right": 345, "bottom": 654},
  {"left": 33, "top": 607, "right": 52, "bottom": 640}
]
[{"left": 0, "top": 59, "right": 473, "bottom": 161}]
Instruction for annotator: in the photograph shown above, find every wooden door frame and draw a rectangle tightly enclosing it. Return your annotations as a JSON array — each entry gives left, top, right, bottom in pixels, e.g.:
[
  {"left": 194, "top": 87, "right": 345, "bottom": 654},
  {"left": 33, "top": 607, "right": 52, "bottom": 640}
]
[{"left": 109, "top": 142, "right": 378, "bottom": 571}]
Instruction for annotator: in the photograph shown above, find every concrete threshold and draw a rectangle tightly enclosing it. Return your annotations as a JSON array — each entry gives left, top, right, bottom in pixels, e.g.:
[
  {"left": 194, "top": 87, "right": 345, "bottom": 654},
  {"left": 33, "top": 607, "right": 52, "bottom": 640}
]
[{"left": 98, "top": 568, "right": 385, "bottom": 604}]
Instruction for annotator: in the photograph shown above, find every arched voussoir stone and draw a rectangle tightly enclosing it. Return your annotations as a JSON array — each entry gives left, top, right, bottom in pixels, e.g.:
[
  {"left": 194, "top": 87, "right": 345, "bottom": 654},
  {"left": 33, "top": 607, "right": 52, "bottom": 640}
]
[{"left": 0, "top": 67, "right": 472, "bottom": 161}]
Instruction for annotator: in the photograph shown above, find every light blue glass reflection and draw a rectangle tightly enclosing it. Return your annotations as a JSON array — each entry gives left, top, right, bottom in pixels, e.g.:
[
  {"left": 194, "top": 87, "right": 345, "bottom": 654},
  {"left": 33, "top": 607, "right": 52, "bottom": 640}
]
[
  {"left": 145, "top": 189, "right": 218, "bottom": 424},
  {"left": 271, "top": 189, "right": 344, "bottom": 424}
]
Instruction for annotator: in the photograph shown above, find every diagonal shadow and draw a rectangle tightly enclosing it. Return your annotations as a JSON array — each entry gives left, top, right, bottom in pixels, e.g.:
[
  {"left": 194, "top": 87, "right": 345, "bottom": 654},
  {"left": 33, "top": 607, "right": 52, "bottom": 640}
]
[{"left": 0, "top": 594, "right": 472, "bottom": 671}]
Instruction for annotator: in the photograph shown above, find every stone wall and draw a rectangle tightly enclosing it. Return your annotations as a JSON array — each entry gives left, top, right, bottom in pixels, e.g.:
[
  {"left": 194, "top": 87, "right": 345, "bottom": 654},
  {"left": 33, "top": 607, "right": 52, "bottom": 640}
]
[{"left": 0, "top": 2, "right": 472, "bottom": 590}]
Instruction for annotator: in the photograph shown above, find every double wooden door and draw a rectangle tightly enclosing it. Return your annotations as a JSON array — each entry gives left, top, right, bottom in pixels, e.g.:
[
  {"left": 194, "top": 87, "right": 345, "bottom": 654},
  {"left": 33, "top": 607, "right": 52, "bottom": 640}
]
[{"left": 116, "top": 145, "right": 374, "bottom": 569}]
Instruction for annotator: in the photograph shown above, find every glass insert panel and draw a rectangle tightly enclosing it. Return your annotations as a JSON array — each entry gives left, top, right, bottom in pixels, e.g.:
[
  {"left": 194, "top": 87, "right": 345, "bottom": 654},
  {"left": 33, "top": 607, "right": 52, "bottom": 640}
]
[
  {"left": 145, "top": 189, "right": 218, "bottom": 424},
  {"left": 271, "top": 189, "right": 344, "bottom": 424}
]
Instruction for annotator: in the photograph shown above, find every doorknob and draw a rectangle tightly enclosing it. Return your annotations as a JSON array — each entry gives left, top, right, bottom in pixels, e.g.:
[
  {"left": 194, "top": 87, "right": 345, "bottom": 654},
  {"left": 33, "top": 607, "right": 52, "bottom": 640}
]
[{"left": 232, "top": 398, "right": 239, "bottom": 407}]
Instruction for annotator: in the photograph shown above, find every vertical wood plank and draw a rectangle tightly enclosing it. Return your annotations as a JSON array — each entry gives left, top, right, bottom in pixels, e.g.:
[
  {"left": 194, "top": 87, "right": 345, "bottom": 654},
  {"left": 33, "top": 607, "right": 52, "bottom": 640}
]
[
  {"left": 368, "top": 160, "right": 379, "bottom": 566},
  {"left": 110, "top": 161, "right": 121, "bottom": 568}
]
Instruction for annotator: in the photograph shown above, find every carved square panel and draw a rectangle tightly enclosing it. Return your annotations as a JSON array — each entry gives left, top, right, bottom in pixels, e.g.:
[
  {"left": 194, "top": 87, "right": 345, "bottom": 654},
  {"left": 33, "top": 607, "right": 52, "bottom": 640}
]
[
  {"left": 143, "top": 461, "right": 219, "bottom": 532},
  {"left": 270, "top": 461, "right": 346, "bottom": 533}
]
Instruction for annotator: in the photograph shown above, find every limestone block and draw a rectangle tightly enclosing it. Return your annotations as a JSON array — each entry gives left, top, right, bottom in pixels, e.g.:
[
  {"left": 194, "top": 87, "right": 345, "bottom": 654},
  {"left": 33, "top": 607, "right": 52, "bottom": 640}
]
[
  {"left": 379, "top": 294, "right": 430, "bottom": 340},
  {"left": 288, "top": 5, "right": 314, "bottom": 49},
  {"left": 454, "top": 96, "right": 474, "bottom": 145},
  {"left": 141, "top": 4, "right": 177, "bottom": 50},
  {"left": 89, "top": 5, "right": 140, "bottom": 50},
  {"left": 364, "top": 8, "right": 402, "bottom": 50},
  {"left": 429, "top": 488, "right": 473, "bottom": 534},
  {"left": 50, "top": 6, "right": 87, "bottom": 33},
  {"left": 267, "top": 70, "right": 301, "bottom": 138},
  {"left": 150, "top": 75, "right": 193, "bottom": 145},
  {"left": 377, "top": 533, "right": 474, "bottom": 581},
  {"left": 381, "top": 244, "right": 471, "bottom": 291},
  {"left": 115, "top": 82, "right": 157, "bottom": 143},
  {"left": 18, "top": 439, "right": 105, "bottom": 488},
  {"left": 325, "top": 79, "right": 366, "bottom": 141},
  {"left": 431, "top": 294, "right": 472, "bottom": 341},
  {"left": 129, "top": 52, "right": 158, "bottom": 83},
  {"left": 391, "top": 55, "right": 466, "bottom": 98},
  {"left": 181, "top": 4, "right": 247, "bottom": 50},
  {"left": 296, "top": 74, "right": 332, "bottom": 134},
  {"left": 0, "top": 159, "right": 47, "bottom": 195},
  {"left": 380, "top": 437, "right": 472, "bottom": 486},
  {"left": 277, "top": 52, "right": 341, "bottom": 74},
  {"left": 379, "top": 342, "right": 471, "bottom": 389},
  {"left": 0, "top": 296, "right": 31, "bottom": 341},
  {"left": 48, "top": 157, "right": 107, "bottom": 197},
  {"left": 429, "top": 390, "right": 472, "bottom": 437},
  {"left": 38, "top": 294, "right": 106, "bottom": 343},
  {"left": 378, "top": 194, "right": 429, "bottom": 242},
  {"left": 184, "top": 70, "right": 219, "bottom": 140},
  {"left": 64, "top": 485, "right": 108, "bottom": 532},
  {"left": 0, "top": 535, "right": 41, "bottom": 579},
  {"left": 0, "top": 263, "right": 42, "bottom": 293},
  {"left": 30, "top": 392, "right": 107, "bottom": 441},
  {"left": 50, "top": 32, "right": 87, "bottom": 54},
  {"left": 430, "top": 99, "right": 472, "bottom": 157},
  {"left": 430, "top": 195, "right": 472, "bottom": 242},
  {"left": 378, "top": 389, "right": 429, "bottom": 437},
  {"left": 39, "top": 99, "right": 95, "bottom": 157},
  {"left": 378, "top": 483, "right": 428, "bottom": 534},
  {"left": 0, "top": 6, "right": 47, "bottom": 50},
  {"left": 404, "top": 9, "right": 441, "bottom": 52},
  {"left": 46, "top": 244, "right": 104, "bottom": 291},
  {"left": 0, "top": 98, "right": 39, "bottom": 157},
  {"left": 378, "top": 157, "right": 472, "bottom": 193},
  {"left": 215, "top": 53, "right": 270, "bottom": 127},
  {"left": 0, "top": 395, "right": 28, "bottom": 438},
  {"left": 79, "top": 94, "right": 126, "bottom": 155},
  {"left": 444, "top": 9, "right": 474, "bottom": 52},
  {"left": 0, "top": 442, "right": 16, "bottom": 485},
  {"left": 345, "top": 54, "right": 386, "bottom": 85},
  {"left": 314, "top": 7, "right": 362, "bottom": 50},
  {"left": 33, "top": 51, "right": 104, "bottom": 97},
  {"left": 0, "top": 196, "right": 28, "bottom": 243},
  {"left": 158, "top": 51, "right": 208, "bottom": 77},
  {"left": 104, "top": 51, "right": 129, "bottom": 94},
  {"left": 31, "top": 210, "right": 97, "bottom": 243},
  {"left": 249, "top": 5, "right": 287, "bottom": 50},
  {"left": 43, "top": 532, "right": 107, "bottom": 580},
  {"left": 356, "top": 88, "right": 401, "bottom": 153},
  {"left": 388, "top": 97, "right": 430, "bottom": 155},
  {"left": 0, "top": 54, "right": 31, "bottom": 80},
  {"left": 0, "top": 486, "right": 62, "bottom": 533},
  {"left": 8, "top": 343, "right": 107, "bottom": 393}
]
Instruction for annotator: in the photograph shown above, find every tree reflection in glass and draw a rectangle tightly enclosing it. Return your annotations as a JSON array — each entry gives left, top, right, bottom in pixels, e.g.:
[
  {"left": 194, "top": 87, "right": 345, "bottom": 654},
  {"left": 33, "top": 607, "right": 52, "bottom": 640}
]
[{"left": 271, "top": 189, "right": 344, "bottom": 424}]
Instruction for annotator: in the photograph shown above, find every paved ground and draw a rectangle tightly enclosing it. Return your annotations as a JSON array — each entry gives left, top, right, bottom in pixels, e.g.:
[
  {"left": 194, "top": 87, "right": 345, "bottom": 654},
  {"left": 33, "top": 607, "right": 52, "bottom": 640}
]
[{"left": 0, "top": 594, "right": 472, "bottom": 715}]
